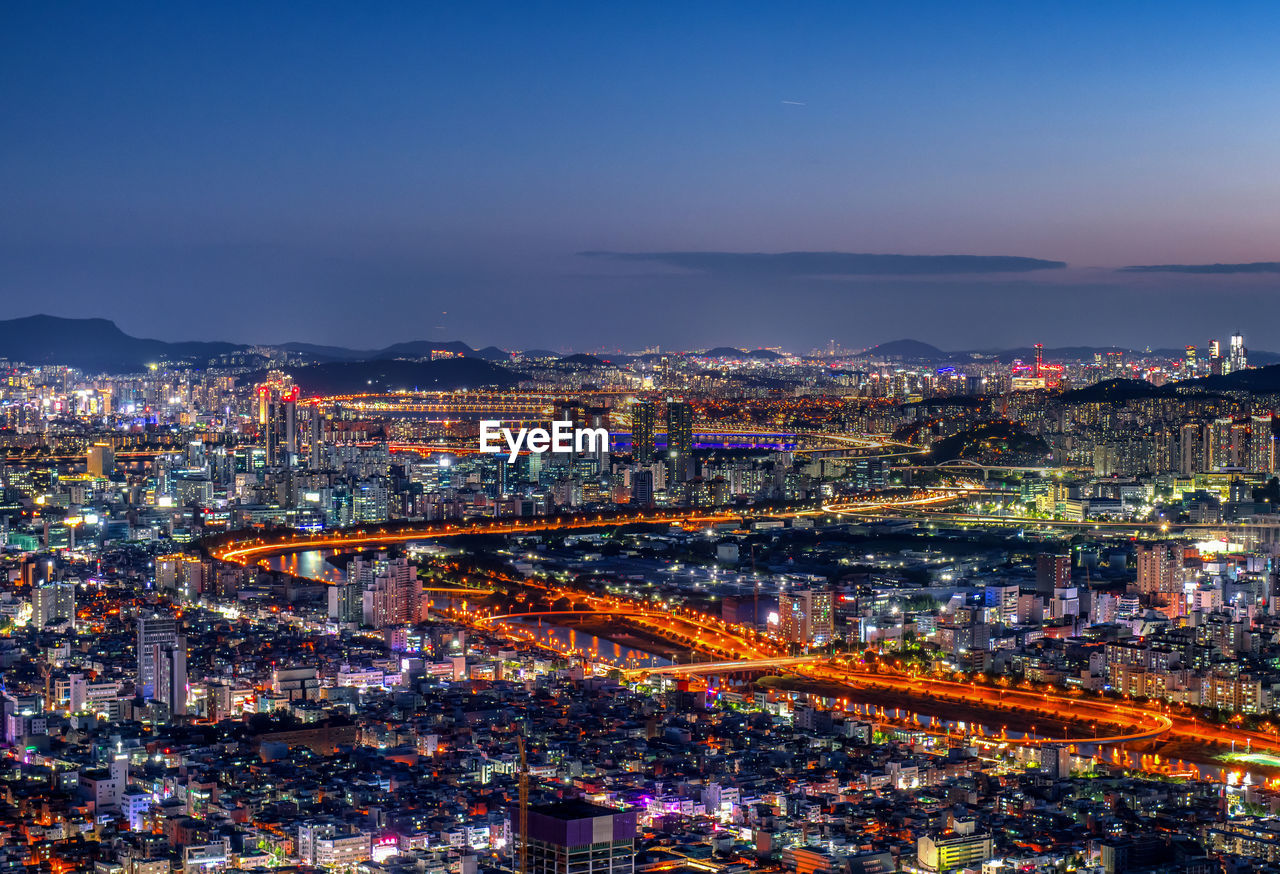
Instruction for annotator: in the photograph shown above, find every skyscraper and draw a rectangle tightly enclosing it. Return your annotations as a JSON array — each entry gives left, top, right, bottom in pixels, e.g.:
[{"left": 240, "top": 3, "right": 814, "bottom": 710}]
[
  {"left": 665, "top": 400, "right": 694, "bottom": 485},
  {"left": 136, "top": 615, "right": 181, "bottom": 700},
  {"left": 1251, "top": 414, "right": 1276, "bottom": 474},
  {"left": 631, "top": 469, "right": 654, "bottom": 507},
  {"left": 1229, "top": 332, "right": 1247, "bottom": 375},
  {"left": 630, "top": 402, "right": 657, "bottom": 464},
  {"left": 308, "top": 403, "right": 325, "bottom": 469}
]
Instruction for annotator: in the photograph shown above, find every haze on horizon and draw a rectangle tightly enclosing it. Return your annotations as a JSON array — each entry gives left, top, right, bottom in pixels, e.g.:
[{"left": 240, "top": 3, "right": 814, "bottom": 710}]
[{"left": 4, "top": 2, "right": 1280, "bottom": 352}]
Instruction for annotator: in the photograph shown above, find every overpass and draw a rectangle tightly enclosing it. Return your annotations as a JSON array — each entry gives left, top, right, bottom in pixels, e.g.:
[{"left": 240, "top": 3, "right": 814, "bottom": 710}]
[
  {"left": 904, "top": 459, "right": 1093, "bottom": 479},
  {"left": 625, "top": 654, "right": 829, "bottom": 678}
]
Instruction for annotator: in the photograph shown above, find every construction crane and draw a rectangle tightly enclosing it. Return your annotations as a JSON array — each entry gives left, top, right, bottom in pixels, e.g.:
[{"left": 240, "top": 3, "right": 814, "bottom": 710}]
[{"left": 516, "top": 734, "right": 529, "bottom": 874}]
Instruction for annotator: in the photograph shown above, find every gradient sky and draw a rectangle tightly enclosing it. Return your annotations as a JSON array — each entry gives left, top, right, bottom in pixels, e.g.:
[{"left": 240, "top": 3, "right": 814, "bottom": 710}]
[{"left": 4, "top": 2, "right": 1280, "bottom": 351}]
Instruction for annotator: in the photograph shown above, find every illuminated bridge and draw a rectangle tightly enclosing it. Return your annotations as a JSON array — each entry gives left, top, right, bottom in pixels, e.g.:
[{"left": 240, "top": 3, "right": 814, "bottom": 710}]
[{"left": 317, "top": 392, "right": 559, "bottom": 423}]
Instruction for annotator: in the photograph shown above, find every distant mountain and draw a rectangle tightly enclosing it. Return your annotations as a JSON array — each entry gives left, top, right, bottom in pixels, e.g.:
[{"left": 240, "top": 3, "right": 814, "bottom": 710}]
[
  {"left": 745, "top": 349, "right": 784, "bottom": 360},
  {"left": 701, "top": 346, "right": 747, "bottom": 358},
  {"left": 863, "top": 339, "right": 946, "bottom": 359},
  {"left": 0, "top": 315, "right": 245, "bottom": 372},
  {"left": 277, "top": 339, "right": 511, "bottom": 362},
  {"left": 1060, "top": 367, "right": 1280, "bottom": 403},
  {"left": 558, "top": 353, "right": 610, "bottom": 369},
  {"left": 1199, "top": 364, "right": 1280, "bottom": 394},
  {"left": 263, "top": 359, "right": 522, "bottom": 395}
]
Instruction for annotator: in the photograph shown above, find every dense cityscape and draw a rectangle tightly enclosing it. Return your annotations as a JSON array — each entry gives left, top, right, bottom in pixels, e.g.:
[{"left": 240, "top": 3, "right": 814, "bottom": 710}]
[
  {"left": 11, "top": 2, "right": 1280, "bottom": 874},
  {"left": 5, "top": 322, "right": 1280, "bottom": 874}
]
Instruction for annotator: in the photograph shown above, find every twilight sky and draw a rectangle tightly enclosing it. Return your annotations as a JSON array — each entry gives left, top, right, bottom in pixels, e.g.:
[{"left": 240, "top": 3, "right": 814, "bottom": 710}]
[{"left": 4, "top": 2, "right": 1280, "bottom": 352}]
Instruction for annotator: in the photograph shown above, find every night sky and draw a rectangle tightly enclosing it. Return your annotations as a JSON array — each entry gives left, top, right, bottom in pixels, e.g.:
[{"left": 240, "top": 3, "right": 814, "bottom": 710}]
[{"left": 4, "top": 2, "right": 1280, "bottom": 352}]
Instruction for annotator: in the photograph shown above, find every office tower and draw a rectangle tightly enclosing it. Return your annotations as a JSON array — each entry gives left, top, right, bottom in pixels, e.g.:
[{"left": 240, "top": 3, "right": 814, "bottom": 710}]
[
  {"left": 1035, "top": 552, "right": 1070, "bottom": 595},
  {"left": 1230, "top": 332, "right": 1247, "bottom": 375},
  {"left": 631, "top": 402, "right": 657, "bottom": 464},
  {"left": 1209, "top": 339, "right": 1223, "bottom": 375},
  {"left": 511, "top": 801, "right": 636, "bottom": 874},
  {"left": 353, "top": 479, "right": 390, "bottom": 523},
  {"left": 86, "top": 443, "right": 115, "bottom": 478},
  {"left": 481, "top": 454, "right": 507, "bottom": 499},
  {"left": 665, "top": 400, "right": 694, "bottom": 484},
  {"left": 778, "top": 588, "right": 834, "bottom": 645},
  {"left": 136, "top": 615, "right": 181, "bottom": 699},
  {"left": 1184, "top": 345, "right": 1196, "bottom": 375},
  {"left": 32, "top": 581, "right": 75, "bottom": 629},
  {"left": 631, "top": 469, "right": 654, "bottom": 506},
  {"left": 155, "top": 640, "right": 188, "bottom": 716}
]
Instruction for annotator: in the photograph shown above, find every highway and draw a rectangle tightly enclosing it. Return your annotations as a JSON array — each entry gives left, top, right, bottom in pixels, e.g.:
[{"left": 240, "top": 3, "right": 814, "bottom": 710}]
[{"left": 207, "top": 494, "right": 1280, "bottom": 769}]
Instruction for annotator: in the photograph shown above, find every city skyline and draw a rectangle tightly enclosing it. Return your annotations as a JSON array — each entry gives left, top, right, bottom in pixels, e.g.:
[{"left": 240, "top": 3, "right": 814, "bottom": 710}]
[{"left": 6, "top": 3, "right": 1280, "bottom": 348}]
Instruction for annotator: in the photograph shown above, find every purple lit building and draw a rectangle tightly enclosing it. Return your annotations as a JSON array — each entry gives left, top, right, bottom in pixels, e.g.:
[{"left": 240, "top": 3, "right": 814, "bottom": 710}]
[{"left": 510, "top": 800, "right": 636, "bottom": 874}]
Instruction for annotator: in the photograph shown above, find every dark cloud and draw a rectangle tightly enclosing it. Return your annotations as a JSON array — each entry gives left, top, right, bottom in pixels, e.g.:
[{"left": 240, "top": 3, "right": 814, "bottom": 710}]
[
  {"left": 579, "top": 250, "right": 1068, "bottom": 276},
  {"left": 1119, "top": 262, "right": 1280, "bottom": 274}
]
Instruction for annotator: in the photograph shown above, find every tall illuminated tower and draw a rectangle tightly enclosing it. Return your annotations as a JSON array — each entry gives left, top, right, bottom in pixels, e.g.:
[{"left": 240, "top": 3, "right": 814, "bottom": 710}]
[
  {"left": 1229, "top": 332, "right": 1247, "bottom": 375},
  {"left": 630, "top": 402, "right": 657, "bottom": 464},
  {"left": 665, "top": 400, "right": 694, "bottom": 484}
]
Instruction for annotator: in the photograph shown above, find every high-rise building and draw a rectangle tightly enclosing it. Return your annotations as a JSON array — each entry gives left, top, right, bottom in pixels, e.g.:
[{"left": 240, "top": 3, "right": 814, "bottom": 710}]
[
  {"left": 1229, "top": 332, "right": 1247, "bottom": 375},
  {"left": 259, "top": 385, "right": 301, "bottom": 467},
  {"left": 778, "top": 588, "right": 834, "bottom": 646},
  {"left": 362, "top": 556, "right": 421, "bottom": 628},
  {"left": 631, "top": 402, "right": 657, "bottom": 464},
  {"left": 665, "top": 400, "right": 694, "bottom": 485},
  {"left": 328, "top": 581, "right": 363, "bottom": 624},
  {"left": 1209, "top": 417, "right": 1238, "bottom": 470},
  {"left": 510, "top": 800, "right": 636, "bottom": 874},
  {"left": 631, "top": 469, "right": 654, "bottom": 507},
  {"left": 1136, "top": 542, "right": 1182, "bottom": 599},
  {"left": 308, "top": 404, "right": 325, "bottom": 469},
  {"left": 155, "top": 641, "right": 188, "bottom": 716},
  {"left": 86, "top": 443, "right": 115, "bottom": 478},
  {"left": 1184, "top": 345, "right": 1197, "bottom": 375},
  {"left": 136, "top": 615, "right": 181, "bottom": 700},
  {"left": 1179, "top": 423, "right": 1204, "bottom": 475},
  {"left": 1035, "top": 553, "right": 1071, "bottom": 595},
  {"left": 32, "top": 581, "right": 75, "bottom": 629},
  {"left": 1251, "top": 414, "right": 1276, "bottom": 474}
]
